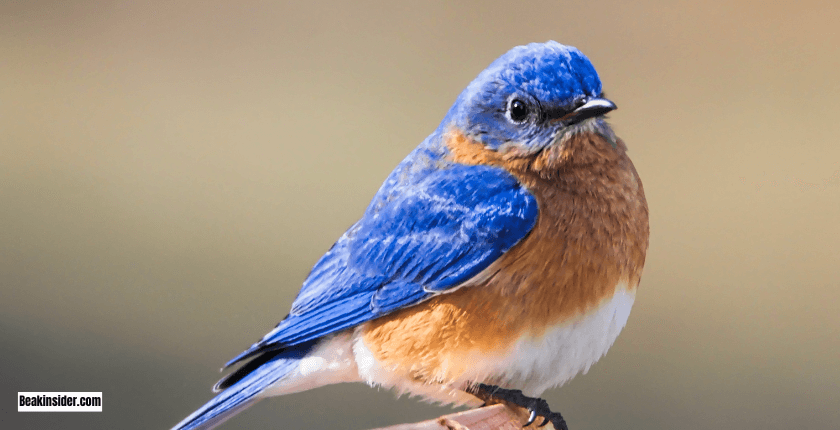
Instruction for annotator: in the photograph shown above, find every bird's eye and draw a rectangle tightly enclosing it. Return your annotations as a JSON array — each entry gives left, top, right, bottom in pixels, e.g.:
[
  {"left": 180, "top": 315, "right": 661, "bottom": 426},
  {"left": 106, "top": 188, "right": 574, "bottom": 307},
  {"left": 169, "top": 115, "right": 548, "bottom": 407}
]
[{"left": 507, "top": 99, "right": 530, "bottom": 123}]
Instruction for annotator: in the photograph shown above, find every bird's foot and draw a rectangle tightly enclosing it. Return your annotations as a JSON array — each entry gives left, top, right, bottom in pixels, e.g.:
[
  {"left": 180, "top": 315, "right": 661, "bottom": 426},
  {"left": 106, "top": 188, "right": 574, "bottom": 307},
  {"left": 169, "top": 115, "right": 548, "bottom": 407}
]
[{"left": 470, "top": 383, "right": 568, "bottom": 430}]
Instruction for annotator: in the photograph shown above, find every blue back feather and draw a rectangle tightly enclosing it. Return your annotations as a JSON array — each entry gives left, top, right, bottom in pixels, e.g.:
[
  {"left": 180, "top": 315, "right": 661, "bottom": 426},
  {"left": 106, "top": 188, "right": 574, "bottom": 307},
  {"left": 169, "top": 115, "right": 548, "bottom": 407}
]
[{"left": 227, "top": 163, "right": 538, "bottom": 365}]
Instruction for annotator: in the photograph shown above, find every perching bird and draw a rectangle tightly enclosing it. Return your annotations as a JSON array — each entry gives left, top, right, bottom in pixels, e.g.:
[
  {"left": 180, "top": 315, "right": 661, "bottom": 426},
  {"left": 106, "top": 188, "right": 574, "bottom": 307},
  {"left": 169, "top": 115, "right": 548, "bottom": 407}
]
[{"left": 173, "top": 41, "right": 649, "bottom": 430}]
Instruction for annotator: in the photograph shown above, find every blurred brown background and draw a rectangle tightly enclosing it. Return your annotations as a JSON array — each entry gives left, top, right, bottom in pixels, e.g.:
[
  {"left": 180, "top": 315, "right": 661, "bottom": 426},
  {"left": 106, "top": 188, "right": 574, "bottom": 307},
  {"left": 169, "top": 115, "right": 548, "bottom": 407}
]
[{"left": 2, "top": 1, "right": 838, "bottom": 429}]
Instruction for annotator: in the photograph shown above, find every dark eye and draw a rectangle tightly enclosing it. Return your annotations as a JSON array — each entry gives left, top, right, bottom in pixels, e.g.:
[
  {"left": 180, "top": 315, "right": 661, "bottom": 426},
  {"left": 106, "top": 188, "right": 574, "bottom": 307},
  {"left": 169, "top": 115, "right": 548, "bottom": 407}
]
[{"left": 507, "top": 98, "right": 530, "bottom": 123}]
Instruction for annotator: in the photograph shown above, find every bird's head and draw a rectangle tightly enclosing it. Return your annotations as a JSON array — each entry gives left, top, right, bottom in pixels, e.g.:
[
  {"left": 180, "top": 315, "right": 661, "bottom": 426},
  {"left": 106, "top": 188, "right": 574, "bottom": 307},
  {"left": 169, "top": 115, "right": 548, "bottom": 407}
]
[{"left": 443, "top": 41, "right": 617, "bottom": 158}]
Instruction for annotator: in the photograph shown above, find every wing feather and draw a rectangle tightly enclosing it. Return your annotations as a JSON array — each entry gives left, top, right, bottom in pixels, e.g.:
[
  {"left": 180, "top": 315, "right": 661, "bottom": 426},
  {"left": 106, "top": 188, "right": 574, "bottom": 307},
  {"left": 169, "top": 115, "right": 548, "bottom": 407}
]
[{"left": 225, "top": 164, "right": 537, "bottom": 368}]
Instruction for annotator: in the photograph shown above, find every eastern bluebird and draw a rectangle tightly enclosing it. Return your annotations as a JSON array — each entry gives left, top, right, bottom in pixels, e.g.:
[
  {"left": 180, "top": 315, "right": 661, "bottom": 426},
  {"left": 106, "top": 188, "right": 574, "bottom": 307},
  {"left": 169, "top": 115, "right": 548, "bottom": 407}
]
[{"left": 173, "top": 41, "right": 649, "bottom": 430}]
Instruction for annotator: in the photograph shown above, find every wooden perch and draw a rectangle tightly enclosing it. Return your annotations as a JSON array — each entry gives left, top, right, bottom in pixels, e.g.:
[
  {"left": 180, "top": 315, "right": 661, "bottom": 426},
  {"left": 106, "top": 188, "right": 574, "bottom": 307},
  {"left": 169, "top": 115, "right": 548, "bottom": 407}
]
[{"left": 370, "top": 404, "right": 557, "bottom": 430}]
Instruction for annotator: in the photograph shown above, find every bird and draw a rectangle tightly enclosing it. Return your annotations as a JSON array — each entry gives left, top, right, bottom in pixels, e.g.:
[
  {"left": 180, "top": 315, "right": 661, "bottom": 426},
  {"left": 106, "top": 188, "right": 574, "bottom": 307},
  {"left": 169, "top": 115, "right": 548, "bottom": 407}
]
[{"left": 172, "top": 41, "right": 649, "bottom": 430}]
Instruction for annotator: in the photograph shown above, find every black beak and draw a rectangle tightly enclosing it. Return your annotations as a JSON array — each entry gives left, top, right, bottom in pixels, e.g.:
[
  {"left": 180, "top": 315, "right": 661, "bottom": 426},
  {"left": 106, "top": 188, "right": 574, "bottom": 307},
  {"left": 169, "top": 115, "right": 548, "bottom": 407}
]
[{"left": 551, "top": 97, "right": 617, "bottom": 126}]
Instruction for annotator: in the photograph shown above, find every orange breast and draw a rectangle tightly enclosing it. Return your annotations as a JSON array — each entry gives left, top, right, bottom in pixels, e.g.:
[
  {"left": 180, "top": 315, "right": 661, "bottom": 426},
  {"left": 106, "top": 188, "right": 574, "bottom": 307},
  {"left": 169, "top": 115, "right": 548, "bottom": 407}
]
[{"left": 361, "top": 127, "right": 649, "bottom": 384}]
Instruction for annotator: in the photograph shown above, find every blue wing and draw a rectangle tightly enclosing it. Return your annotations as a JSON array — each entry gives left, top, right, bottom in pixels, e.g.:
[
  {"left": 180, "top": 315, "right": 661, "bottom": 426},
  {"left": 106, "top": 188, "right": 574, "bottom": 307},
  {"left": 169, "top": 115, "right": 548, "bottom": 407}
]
[{"left": 226, "top": 162, "right": 538, "bottom": 367}]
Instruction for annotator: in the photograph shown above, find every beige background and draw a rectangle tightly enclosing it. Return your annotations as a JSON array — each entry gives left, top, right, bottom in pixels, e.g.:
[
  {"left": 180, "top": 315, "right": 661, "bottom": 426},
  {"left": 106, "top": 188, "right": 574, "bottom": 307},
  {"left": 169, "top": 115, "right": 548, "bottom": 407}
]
[{"left": 2, "top": 1, "right": 838, "bottom": 429}]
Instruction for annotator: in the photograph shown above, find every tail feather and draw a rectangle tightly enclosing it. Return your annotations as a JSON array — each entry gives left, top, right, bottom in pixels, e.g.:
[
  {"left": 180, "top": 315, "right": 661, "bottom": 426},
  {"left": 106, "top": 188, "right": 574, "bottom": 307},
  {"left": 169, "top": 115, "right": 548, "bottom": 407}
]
[{"left": 172, "top": 341, "right": 317, "bottom": 430}]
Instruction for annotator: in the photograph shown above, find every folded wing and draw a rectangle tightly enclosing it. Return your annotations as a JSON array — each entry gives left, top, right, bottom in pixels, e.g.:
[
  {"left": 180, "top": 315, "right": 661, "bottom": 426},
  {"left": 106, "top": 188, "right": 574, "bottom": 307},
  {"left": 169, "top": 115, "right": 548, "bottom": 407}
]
[{"left": 225, "top": 163, "right": 538, "bottom": 369}]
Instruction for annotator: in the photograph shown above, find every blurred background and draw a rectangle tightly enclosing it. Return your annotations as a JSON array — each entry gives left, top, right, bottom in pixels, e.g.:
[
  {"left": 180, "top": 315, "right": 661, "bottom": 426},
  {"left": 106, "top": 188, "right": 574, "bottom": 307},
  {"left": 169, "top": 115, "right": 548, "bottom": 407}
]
[{"left": 2, "top": 1, "right": 838, "bottom": 429}]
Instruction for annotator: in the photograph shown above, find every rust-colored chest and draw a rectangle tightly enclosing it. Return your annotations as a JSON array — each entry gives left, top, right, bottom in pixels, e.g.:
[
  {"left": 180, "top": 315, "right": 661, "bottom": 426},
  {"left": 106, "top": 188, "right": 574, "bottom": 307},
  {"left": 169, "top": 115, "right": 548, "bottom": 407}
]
[
  {"left": 441, "top": 128, "right": 649, "bottom": 332},
  {"left": 361, "top": 128, "right": 648, "bottom": 379}
]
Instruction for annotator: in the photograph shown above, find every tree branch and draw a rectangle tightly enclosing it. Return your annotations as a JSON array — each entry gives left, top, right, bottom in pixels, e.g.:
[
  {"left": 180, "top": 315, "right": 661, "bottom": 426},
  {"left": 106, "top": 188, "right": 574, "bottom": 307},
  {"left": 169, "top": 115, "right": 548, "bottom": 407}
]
[{"left": 370, "top": 404, "right": 557, "bottom": 430}]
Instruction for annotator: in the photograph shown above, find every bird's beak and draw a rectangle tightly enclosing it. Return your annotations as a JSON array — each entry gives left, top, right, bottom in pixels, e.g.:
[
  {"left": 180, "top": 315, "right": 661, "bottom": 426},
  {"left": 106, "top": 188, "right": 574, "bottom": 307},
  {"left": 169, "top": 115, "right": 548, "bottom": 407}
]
[{"left": 555, "top": 97, "right": 617, "bottom": 126}]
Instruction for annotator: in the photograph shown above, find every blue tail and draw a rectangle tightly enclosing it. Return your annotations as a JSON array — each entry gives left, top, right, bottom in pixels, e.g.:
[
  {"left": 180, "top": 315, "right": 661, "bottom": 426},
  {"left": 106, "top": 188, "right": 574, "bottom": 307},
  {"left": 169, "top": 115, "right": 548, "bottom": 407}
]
[{"left": 172, "top": 341, "right": 317, "bottom": 430}]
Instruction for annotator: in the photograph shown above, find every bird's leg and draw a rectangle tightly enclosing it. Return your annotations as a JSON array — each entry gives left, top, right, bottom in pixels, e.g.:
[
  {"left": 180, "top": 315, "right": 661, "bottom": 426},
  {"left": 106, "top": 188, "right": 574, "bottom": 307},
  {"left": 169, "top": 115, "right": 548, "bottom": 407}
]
[{"left": 468, "top": 383, "right": 568, "bottom": 430}]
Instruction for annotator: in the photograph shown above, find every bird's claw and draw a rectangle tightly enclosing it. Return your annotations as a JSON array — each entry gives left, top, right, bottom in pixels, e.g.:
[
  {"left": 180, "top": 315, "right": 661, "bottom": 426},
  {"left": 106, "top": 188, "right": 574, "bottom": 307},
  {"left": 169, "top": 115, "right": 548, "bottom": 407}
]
[
  {"left": 524, "top": 409, "right": 538, "bottom": 427},
  {"left": 523, "top": 408, "right": 553, "bottom": 428},
  {"left": 473, "top": 383, "right": 568, "bottom": 430}
]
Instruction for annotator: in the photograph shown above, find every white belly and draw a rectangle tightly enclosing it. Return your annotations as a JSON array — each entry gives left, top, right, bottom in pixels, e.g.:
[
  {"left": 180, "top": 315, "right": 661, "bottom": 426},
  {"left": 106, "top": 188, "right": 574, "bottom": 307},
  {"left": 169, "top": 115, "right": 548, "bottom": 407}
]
[
  {"left": 352, "top": 282, "right": 636, "bottom": 404},
  {"left": 467, "top": 283, "right": 636, "bottom": 396}
]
